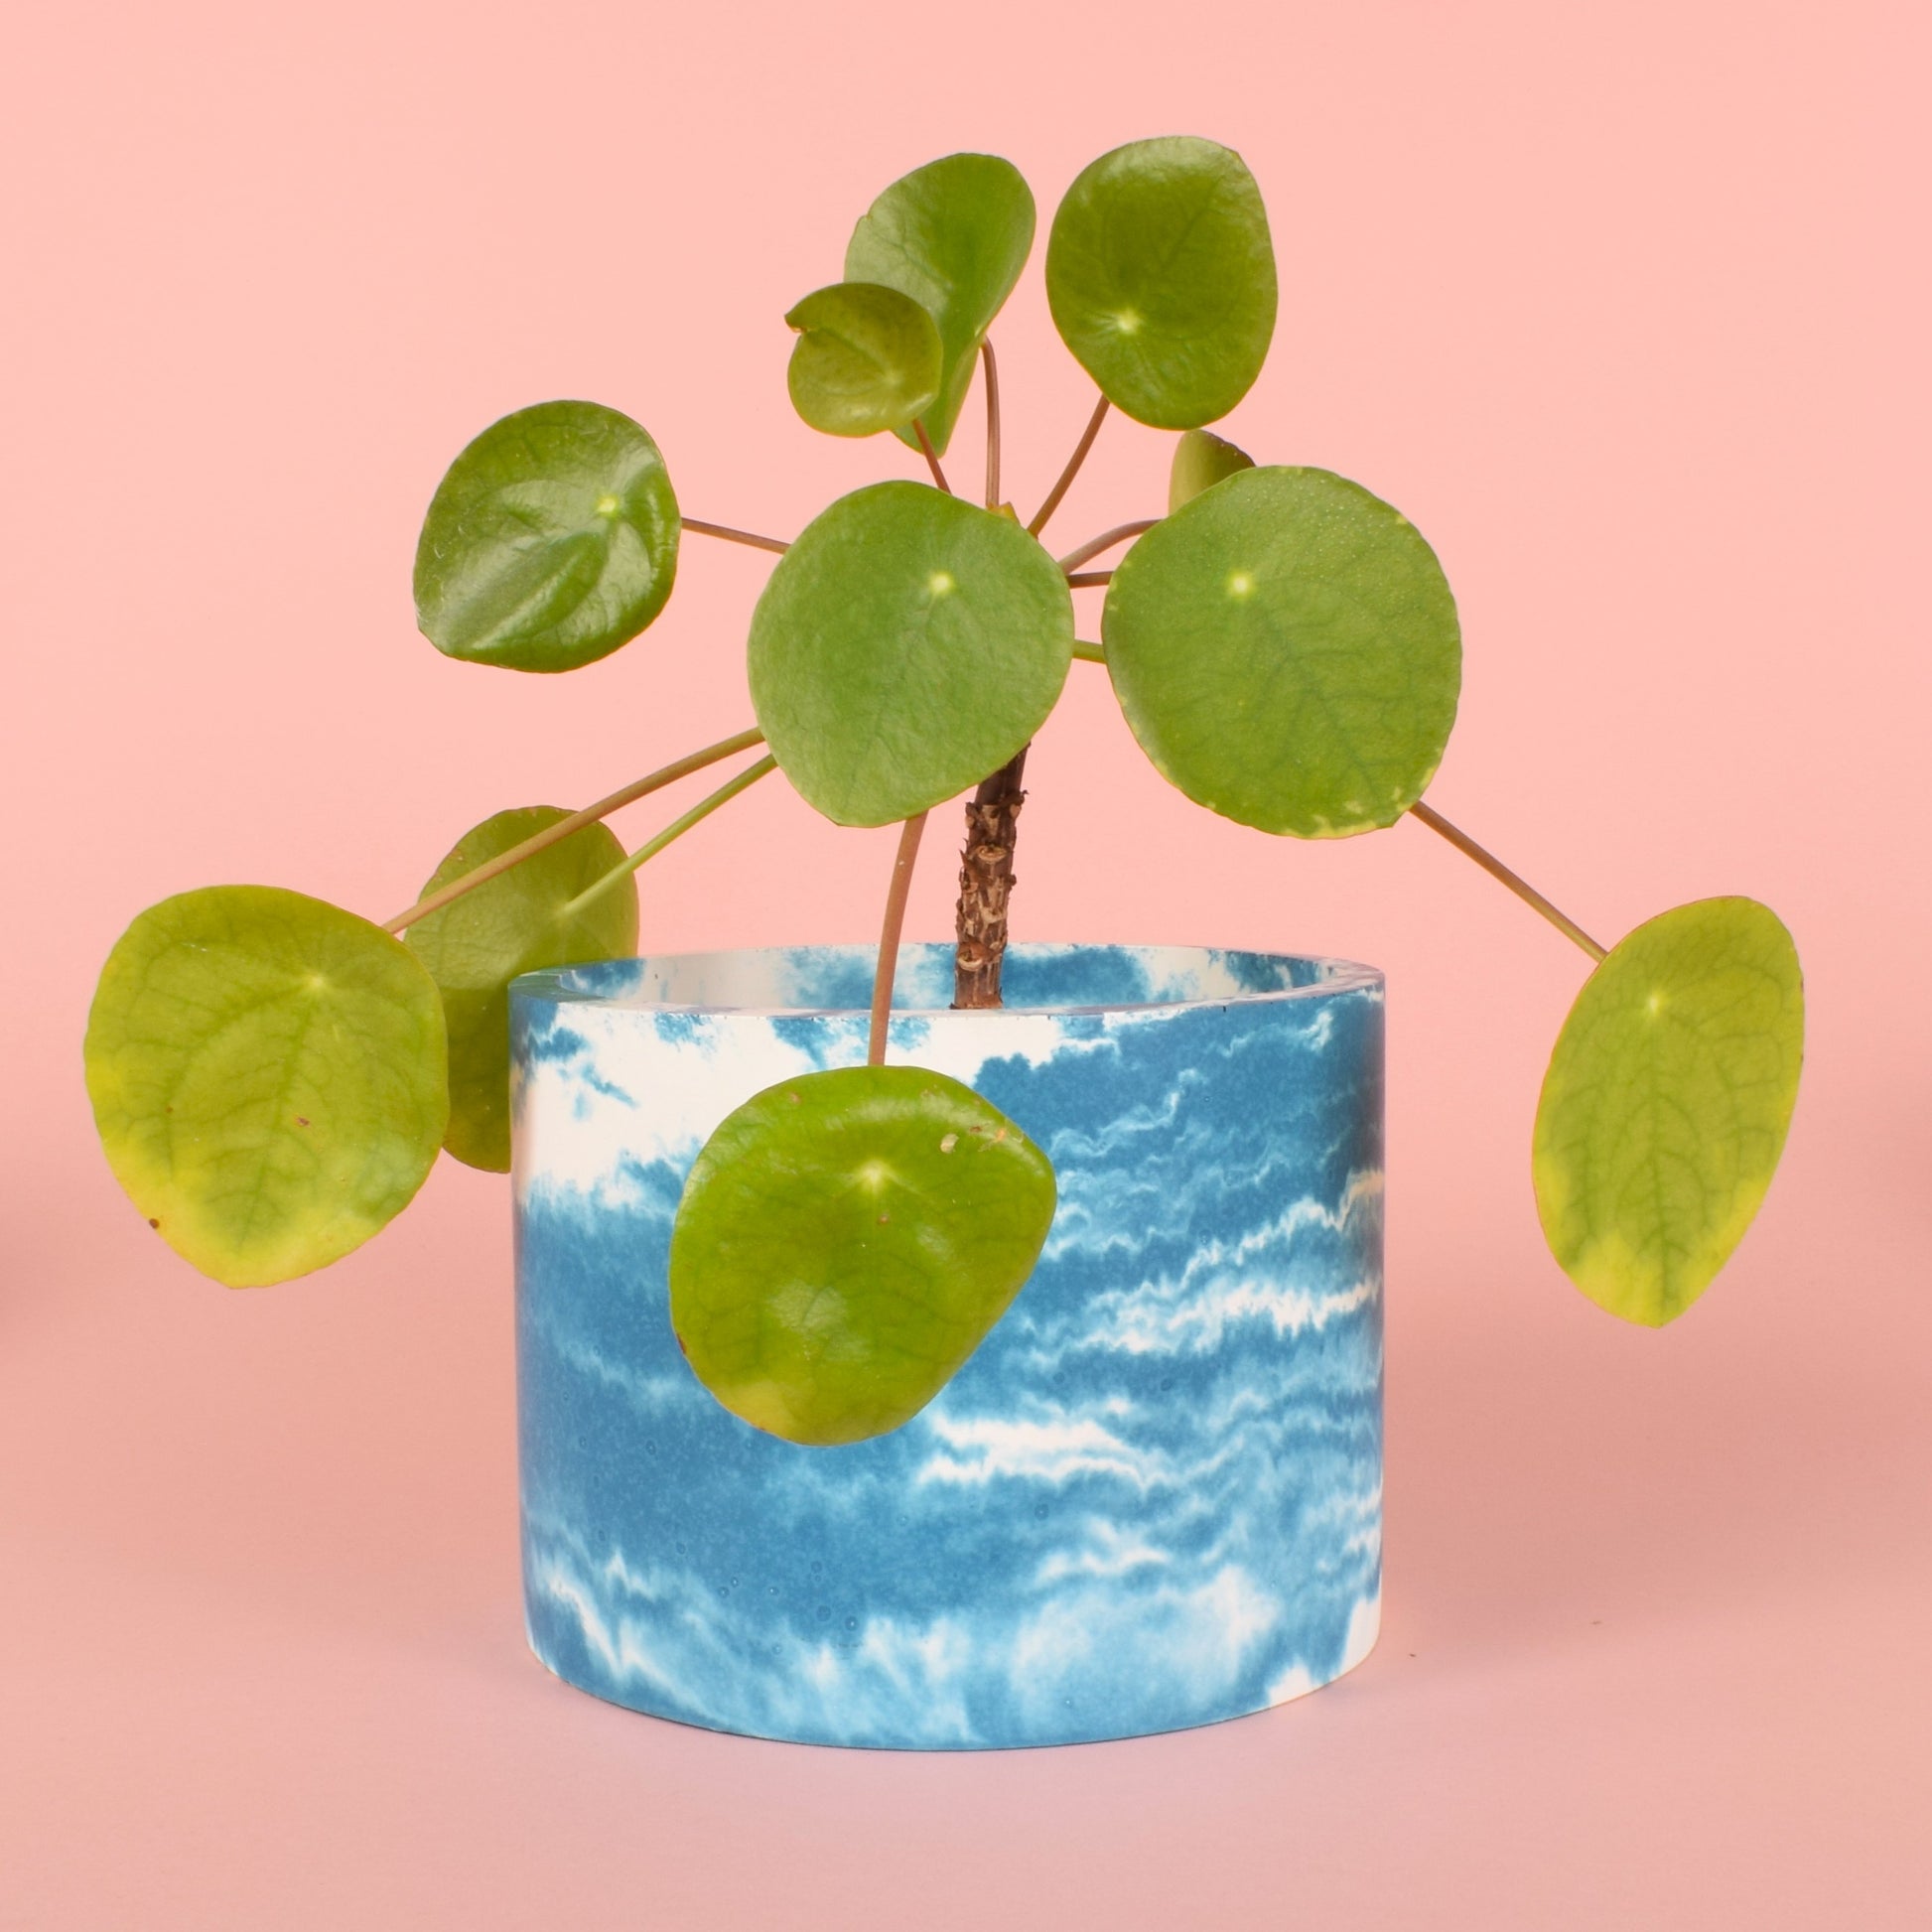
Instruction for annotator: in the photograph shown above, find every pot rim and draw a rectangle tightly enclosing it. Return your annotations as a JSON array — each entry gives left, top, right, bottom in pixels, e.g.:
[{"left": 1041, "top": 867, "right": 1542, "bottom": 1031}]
[{"left": 512, "top": 941, "right": 1384, "bottom": 1022}]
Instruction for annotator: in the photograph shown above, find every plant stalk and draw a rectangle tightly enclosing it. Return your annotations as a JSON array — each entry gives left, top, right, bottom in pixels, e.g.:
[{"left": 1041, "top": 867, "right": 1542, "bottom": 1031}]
[
  {"left": 1057, "top": 519, "right": 1158, "bottom": 574},
  {"left": 1027, "top": 395, "right": 1110, "bottom": 537},
  {"left": 1409, "top": 800, "right": 1608, "bottom": 962},
  {"left": 566, "top": 755, "right": 777, "bottom": 916},
  {"left": 912, "top": 419, "right": 952, "bottom": 495},
  {"left": 982, "top": 339, "right": 1002, "bottom": 509},
  {"left": 869, "top": 813, "right": 928, "bottom": 1064},
  {"left": 380, "top": 727, "right": 765, "bottom": 933},
  {"left": 682, "top": 518, "right": 789, "bottom": 555}
]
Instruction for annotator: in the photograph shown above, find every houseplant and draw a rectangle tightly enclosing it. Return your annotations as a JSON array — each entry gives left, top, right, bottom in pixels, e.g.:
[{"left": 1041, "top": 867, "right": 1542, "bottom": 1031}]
[{"left": 82, "top": 138, "right": 1804, "bottom": 1746}]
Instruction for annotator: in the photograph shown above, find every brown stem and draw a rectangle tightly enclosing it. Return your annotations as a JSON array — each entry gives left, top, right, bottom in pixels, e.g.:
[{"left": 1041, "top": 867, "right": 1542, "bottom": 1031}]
[
  {"left": 946, "top": 400, "right": 1127, "bottom": 1002},
  {"left": 1057, "top": 519, "right": 1158, "bottom": 574},
  {"left": 912, "top": 419, "right": 952, "bottom": 495},
  {"left": 682, "top": 518, "right": 789, "bottom": 555},
  {"left": 1027, "top": 395, "right": 1110, "bottom": 537},
  {"left": 952, "top": 747, "right": 1029, "bottom": 1008},
  {"left": 869, "top": 813, "right": 928, "bottom": 1065},
  {"left": 379, "top": 726, "right": 765, "bottom": 932},
  {"left": 1065, "top": 570, "right": 1112, "bottom": 590},
  {"left": 981, "top": 339, "right": 1002, "bottom": 508},
  {"left": 1408, "top": 800, "right": 1609, "bottom": 962}
]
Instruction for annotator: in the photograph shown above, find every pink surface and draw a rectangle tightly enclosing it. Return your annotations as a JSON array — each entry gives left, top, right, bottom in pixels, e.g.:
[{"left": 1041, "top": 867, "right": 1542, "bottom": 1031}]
[{"left": 3, "top": 1, "right": 1928, "bottom": 1924}]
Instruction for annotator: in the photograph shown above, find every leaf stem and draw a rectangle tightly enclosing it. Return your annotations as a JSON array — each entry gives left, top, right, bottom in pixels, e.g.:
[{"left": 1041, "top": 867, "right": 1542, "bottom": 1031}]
[
  {"left": 981, "top": 339, "right": 1002, "bottom": 509},
  {"left": 912, "top": 419, "right": 952, "bottom": 495},
  {"left": 1058, "top": 519, "right": 1158, "bottom": 574},
  {"left": 869, "top": 812, "right": 928, "bottom": 1065},
  {"left": 565, "top": 755, "right": 779, "bottom": 917},
  {"left": 682, "top": 518, "right": 789, "bottom": 555},
  {"left": 1027, "top": 395, "right": 1110, "bottom": 537},
  {"left": 1408, "top": 800, "right": 1608, "bottom": 962},
  {"left": 380, "top": 728, "right": 767, "bottom": 933},
  {"left": 1065, "top": 571, "right": 1112, "bottom": 590},
  {"left": 1071, "top": 639, "right": 1106, "bottom": 664}
]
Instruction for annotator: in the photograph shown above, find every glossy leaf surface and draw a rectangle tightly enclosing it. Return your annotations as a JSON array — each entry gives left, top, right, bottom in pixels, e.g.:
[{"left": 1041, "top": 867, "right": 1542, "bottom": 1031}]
[
  {"left": 669, "top": 1066, "right": 1057, "bottom": 1446},
  {"left": 1170, "top": 427, "right": 1255, "bottom": 511},
  {"left": 405, "top": 808, "right": 636, "bottom": 1173},
  {"left": 84, "top": 887, "right": 448, "bottom": 1287},
  {"left": 845, "top": 153, "right": 1035, "bottom": 457},
  {"left": 1103, "top": 465, "right": 1460, "bottom": 837},
  {"left": 414, "top": 400, "right": 680, "bottom": 673},
  {"left": 1046, "top": 137, "right": 1277, "bottom": 429},
  {"left": 748, "top": 481, "right": 1073, "bottom": 826},
  {"left": 785, "top": 282, "right": 941, "bottom": 437},
  {"left": 1534, "top": 897, "right": 1804, "bottom": 1326}
]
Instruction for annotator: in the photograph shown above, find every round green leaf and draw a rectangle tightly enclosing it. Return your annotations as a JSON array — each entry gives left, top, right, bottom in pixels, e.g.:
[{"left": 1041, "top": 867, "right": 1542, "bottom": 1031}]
[
  {"left": 1170, "top": 427, "right": 1255, "bottom": 512},
  {"left": 84, "top": 886, "right": 449, "bottom": 1288},
  {"left": 669, "top": 1066, "right": 1057, "bottom": 1446},
  {"left": 785, "top": 282, "right": 942, "bottom": 438},
  {"left": 1533, "top": 898, "right": 1804, "bottom": 1327},
  {"left": 845, "top": 152, "right": 1035, "bottom": 458},
  {"left": 1102, "top": 465, "right": 1461, "bottom": 837},
  {"left": 414, "top": 400, "right": 680, "bottom": 673},
  {"left": 748, "top": 481, "right": 1073, "bottom": 826},
  {"left": 1046, "top": 136, "right": 1277, "bottom": 429},
  {"left": 405, "top": 808, "right": 637, "bottom": 1173}
]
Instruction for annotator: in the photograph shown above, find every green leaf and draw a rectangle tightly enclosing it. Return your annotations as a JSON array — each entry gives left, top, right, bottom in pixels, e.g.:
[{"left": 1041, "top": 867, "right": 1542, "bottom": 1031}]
[
  {"left": 1533, "top": 898, "right": 1804, "bottom": 1326},
  {"left": 84, "top": 887, "right": 448, "bottom": 1288},
  {"left": 1170, "top": 427, "right": 1255, "bottom": 512},
  {"left": 1102, "top": 465, "right": 1460, "bottom": 837},
  {"left": 785, "top": 282, "right": 942, "bottom": 438},
  {"left": 669, "top": 1066, "right": 1057, "bottom": 1446},
  {"left": 405, "top": 808, "right": 637, "bottom": 1173},
  {"left": 1046, "top": 136, "right": 1277, "bottom": 429},
  {"left": 845, "top": 153, "right": 1035, "bottom": 458},
  {"left": 414, "top": 400, "right": 680, "bottom": 673},
  {"left": 748, "top": 481, "right": 1073, "bottom": 826}
]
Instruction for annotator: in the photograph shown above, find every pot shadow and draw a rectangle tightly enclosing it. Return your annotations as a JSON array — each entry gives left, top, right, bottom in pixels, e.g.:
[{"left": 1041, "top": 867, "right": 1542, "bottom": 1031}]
[{"left": 1379, "top": 1283, "right": 1923, "bottom": 1675}]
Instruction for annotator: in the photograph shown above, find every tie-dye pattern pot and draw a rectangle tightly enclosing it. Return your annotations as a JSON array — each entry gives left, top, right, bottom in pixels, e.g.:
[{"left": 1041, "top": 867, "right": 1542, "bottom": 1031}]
[{"left": 510, "top": 943, "right": 1384, "bottom": 1749}]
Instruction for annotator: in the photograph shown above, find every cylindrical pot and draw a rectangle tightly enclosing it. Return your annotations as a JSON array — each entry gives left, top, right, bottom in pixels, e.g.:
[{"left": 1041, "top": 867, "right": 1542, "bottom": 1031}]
[{"left": 510, "top": 943, "right": 1385, "bottom": 1750}]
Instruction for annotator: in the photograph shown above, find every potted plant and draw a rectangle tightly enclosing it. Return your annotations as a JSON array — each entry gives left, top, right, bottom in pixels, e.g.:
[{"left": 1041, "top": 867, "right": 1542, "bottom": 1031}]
[{"left": 81, "top": 138, "right": 1804, "bottom": 1749}]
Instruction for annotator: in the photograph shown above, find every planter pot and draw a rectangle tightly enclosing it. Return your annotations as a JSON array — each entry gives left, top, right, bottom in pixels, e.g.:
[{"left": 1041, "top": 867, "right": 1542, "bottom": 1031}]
[{"left": 510, "top": 943, "right": 1385, "bottom": 1749}]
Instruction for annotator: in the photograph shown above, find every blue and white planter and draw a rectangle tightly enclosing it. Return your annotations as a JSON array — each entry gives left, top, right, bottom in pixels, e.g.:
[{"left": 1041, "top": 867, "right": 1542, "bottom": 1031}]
[{"left": 510, "top": 944, "right": 1385, "bottom": 1750}]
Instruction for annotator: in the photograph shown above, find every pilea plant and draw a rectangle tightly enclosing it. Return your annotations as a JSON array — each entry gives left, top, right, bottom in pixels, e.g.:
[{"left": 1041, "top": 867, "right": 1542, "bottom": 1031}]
[{"left": 84, "top": 138, "right": 1805, "bottom": 1448}]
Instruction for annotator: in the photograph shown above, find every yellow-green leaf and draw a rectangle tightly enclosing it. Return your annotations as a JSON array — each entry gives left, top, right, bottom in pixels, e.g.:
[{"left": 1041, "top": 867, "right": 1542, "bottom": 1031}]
[
  {"left": 405, "top": 808, "right": 637, "bottom": 1173},
  {"left": 1170, "top": 427, "right": 1255, "bottom": 511},
  {"left": 669, "top": 1066, "right": 1056, "bottom": 1445},
  {"left": 414, "top": 400, "right": 680, "bottom": 673},
  {"left": 1046, "top": 137, "right": 1276, "bottom": 429},
  {"left": 748, "top": 481, "right": 1072, "bottom": 826},
  {"left": 1103, "top": 465, "right": 1460, "bottom": 837},
  {"left": 784, "top": 282, "right": 941, "bottom": 438},
  {"left": 84, "top": 887, "right": 449, "bottom": 1287},
  {"left": 1533, "top": 897, "right": 1804, "bottom": 1325},
  {"left": 844, "top": 153, "right": 1035, "bottom": 458}
]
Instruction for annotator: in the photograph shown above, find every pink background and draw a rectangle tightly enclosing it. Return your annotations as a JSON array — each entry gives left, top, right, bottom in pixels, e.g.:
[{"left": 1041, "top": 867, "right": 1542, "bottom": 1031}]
[{"left": 3, "top": 2, "right": 1928, "bottom": 1924}]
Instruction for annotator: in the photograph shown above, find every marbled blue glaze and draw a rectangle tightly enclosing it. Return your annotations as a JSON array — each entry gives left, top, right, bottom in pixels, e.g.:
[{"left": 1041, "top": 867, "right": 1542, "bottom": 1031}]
[{"left": 510, "top": 944, "right": 1384, "bottom": 1749}]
